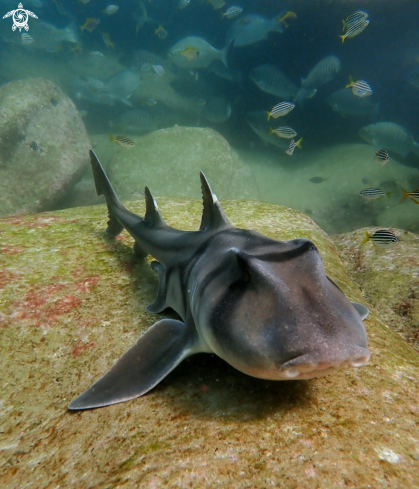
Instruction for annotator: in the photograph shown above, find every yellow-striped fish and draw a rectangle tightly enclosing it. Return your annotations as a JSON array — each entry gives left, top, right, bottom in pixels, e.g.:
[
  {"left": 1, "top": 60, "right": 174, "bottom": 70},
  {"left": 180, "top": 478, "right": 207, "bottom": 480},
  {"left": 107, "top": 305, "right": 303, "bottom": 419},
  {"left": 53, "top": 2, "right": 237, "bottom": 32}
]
[{"left": 109, "top": 134, "right": 135, "bottom": 147}]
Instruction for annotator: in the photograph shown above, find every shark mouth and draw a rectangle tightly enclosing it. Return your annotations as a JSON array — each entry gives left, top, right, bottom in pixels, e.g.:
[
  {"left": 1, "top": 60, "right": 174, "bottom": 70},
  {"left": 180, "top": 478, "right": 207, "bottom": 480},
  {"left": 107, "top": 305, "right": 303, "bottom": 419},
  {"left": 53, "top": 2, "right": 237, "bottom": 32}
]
[{"left": 279, "top": 346, "right": 371, "bottom": 380}]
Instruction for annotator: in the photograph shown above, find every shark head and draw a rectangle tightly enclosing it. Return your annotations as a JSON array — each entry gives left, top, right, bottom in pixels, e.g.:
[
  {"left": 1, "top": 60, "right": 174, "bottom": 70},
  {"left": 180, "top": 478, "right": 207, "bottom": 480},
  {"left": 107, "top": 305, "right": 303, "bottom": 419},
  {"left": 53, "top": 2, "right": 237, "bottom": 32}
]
[{"left": 194, "top": 235, "right": 370, "bottom": 381}]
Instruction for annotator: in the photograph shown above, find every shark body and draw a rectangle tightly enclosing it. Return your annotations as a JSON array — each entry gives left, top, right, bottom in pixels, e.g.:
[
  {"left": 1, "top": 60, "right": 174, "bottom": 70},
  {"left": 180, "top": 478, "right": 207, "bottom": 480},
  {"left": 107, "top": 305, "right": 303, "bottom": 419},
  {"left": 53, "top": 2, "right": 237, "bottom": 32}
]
[{"left": 68, "top": 150, "right": 370, "bottom": 410}]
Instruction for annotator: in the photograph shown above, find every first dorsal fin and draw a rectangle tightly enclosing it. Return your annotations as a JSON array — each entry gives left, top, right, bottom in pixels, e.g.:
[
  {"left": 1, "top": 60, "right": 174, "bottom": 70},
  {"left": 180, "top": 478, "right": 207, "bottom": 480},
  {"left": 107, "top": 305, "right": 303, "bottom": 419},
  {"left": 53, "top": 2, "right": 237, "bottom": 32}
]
[
  {"left": 199, "top": 172, "right": 231, "bottom": 231},
  {"left": 144, "top": 186, "right": 166, "bottom": 227}
]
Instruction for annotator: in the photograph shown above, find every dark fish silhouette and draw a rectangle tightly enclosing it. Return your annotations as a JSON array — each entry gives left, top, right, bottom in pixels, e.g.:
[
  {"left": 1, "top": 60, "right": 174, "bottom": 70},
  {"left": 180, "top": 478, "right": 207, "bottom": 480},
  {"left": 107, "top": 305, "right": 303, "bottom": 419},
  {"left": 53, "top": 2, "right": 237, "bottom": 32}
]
[{"left": 68, "top": 150, "right": 370, "bottom": 410}]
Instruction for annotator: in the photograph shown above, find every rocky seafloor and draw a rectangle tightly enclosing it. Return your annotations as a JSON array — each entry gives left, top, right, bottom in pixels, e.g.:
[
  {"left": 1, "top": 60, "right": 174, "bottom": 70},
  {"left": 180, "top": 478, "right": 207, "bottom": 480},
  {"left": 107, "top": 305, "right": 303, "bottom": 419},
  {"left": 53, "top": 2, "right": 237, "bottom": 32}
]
[{"left": 1, "top": 198, "right": 419, "bottom": 488}]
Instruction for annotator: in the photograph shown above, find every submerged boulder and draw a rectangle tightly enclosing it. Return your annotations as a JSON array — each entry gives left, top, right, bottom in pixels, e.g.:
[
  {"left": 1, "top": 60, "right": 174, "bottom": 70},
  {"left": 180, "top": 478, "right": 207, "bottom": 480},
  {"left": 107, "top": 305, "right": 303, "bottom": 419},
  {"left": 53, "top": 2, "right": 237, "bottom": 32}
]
[
  {"left": 107, "top": 125, "right": 258, "bottom": 202},
  {"left": 332, "top": 227, "right": 419, "bottom": 352},
  {"left": 0, "top": 78, "right": 91, "bottom": 217},
  {"left": 1, "top": 200, "right": 419, "bottom": 488}
]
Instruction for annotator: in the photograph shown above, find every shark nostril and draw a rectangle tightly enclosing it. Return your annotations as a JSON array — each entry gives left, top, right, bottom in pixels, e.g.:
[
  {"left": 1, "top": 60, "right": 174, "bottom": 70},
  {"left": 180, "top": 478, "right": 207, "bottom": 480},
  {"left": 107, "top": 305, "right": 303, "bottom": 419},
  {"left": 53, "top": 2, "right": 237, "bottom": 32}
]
[
  {"left": 284, "top": 368, "right": 300, "bottom": 378},
  {"left": 350, "top": 356, "right": 370, "bottom": 367}
]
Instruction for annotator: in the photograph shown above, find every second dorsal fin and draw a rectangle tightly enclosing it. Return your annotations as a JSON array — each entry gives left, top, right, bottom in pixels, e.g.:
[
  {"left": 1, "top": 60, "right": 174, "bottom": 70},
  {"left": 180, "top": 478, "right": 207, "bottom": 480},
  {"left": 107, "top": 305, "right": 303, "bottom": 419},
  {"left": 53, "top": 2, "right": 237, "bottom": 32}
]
[
  {"left": 199, "top": 172, "right": 231, "bottom": 231},
  {"left": 144, "top": 186, "right": 166, "bottom": 227}
]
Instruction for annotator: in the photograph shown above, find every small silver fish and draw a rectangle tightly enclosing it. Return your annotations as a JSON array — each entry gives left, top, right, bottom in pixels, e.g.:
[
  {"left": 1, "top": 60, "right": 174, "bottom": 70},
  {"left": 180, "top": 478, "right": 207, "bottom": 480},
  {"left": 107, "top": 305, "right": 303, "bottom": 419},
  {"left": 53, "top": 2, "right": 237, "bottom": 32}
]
[
  {"left": 103, "top": 5, "right": 119, "bottom": 15},
  {"left": 359, "top": 188, "right": 387, "bottom": 200},
  {"left": 270, "top": 126, "right": 297, "bottom": 139},
  {"left": 267, "top": 101, "right": 295, "bottom": 120},
  {"left": 222, "top": 6, "right": 243, "bottom": 19},
  {"left": 153, "top": 64, "right": 166, "bottom": 76},
  {"left": 361, "top": 230, "right": 400, "bottom": 248},
  {"left": 340, "top": 19, "right": 369, "bottom": 43},
  {"left": 21, "top": 33, "right": 34, "bottom": 44},
  {"left": 374, "top": 149, "right": 390, "bottom": 166}
]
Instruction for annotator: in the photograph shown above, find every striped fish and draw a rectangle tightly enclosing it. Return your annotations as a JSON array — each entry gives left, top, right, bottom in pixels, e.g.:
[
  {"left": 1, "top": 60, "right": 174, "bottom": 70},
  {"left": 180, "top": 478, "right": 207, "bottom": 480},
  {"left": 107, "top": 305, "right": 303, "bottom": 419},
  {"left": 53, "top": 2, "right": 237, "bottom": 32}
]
[
  {"left": 285, "top": 138, "right": 302, "bottom": 156},
  {"left": 269, "top": 126, "right": 297, "bottom": 139},
  {"left": 343, "top": 11, "right": 368, "bottom": 31},
  {"left": 222, "top": 6, "right": 243, "bottom": 19},
  {"left": 340, "top": 19, "right": 369, "bottom": 43},
  {"left": 30, "top": 141, "right": 39, "bottom": 151},
  {"left": 267, "top": 101, "right": 295, "bottom": 120},
  {"left": 109, "top": 134, "right": 135, "bottom": 147},
  {"left": 361, "top": 230, "right": 400, "bottom": 248},
  {"left": 359, "top": 188, "right": 387, "bottom": 200},
  {"left": 346, "top": 77, "right": 372, "bottom": 97},
  {"left": 21, "top": 33, "right": 34, "bottom": 45},
  {"left": 374, "top": 149, "right": 390, "bottom": 166},
  {"left": 153, "top": 64, "right": 167, "bottom": 76},
  {"left": 400, "top": 188, "right": 419, "bottom": 204}
]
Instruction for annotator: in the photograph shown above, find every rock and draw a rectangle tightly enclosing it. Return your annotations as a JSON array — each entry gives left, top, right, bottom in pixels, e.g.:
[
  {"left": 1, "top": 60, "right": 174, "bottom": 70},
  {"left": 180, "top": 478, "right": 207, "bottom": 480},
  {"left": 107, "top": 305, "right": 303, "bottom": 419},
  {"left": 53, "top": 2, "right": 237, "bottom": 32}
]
[
  {"left": 0, "top": 78, "right": 91, "bottom": 217},
  {"left": 376, "top": 203, "right": 419, "bottom": 234},
  {"left": 1, "top": 200, "right": 419, "bottom": 488},
  {"left": 332, "top": 227, "right": 419, "bottom": 352},
  {"left": 107, "top": 126, "right": 258, "bottom": 202}
]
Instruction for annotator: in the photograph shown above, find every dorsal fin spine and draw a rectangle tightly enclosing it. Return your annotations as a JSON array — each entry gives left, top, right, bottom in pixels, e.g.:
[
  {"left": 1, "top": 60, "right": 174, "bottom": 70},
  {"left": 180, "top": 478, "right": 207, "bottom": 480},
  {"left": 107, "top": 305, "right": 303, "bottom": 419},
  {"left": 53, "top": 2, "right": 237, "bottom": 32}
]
[
  {"left": 144, "top": 186, "right": 166, "bottom": 227},
  {"left": 199, "top": 172, "right": 230, "bottom": 231}
]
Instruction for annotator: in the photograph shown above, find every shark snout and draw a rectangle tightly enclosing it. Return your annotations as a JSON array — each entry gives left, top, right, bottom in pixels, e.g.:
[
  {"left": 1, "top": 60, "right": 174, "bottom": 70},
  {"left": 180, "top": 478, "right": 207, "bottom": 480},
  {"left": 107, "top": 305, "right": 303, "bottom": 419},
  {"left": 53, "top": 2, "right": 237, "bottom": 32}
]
[{"left": 279, "top": 345, "right": 371, "bottom": 380}]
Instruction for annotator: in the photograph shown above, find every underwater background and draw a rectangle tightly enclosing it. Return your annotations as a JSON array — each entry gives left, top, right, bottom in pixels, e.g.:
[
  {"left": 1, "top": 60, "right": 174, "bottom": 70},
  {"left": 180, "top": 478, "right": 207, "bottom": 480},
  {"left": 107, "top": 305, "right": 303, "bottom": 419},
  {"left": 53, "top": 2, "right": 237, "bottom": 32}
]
[{"left": 0, "top": 0, "right": 419, "bottom": 234}]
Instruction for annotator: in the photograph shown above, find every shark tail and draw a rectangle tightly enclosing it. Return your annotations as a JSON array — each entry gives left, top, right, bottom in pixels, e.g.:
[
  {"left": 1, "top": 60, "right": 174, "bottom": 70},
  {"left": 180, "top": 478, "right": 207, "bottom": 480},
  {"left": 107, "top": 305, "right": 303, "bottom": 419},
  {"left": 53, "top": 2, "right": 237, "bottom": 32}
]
[{"left": 90, "top": 149, "right": 142, "bottom": 237}]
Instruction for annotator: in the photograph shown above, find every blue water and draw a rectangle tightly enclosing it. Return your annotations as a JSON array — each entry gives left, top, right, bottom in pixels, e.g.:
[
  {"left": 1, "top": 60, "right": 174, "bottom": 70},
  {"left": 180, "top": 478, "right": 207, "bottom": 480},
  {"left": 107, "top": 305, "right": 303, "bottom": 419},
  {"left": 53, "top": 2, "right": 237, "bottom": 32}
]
[{"left": 1, "top": 0, "right": 419, "bottom": 230}]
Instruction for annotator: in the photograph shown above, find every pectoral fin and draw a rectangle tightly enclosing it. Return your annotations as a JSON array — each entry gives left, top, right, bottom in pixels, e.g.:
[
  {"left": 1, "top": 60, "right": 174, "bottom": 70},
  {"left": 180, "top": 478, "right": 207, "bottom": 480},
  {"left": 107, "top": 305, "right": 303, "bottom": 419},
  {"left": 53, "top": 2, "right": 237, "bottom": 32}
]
[
  {"left": 351, "top": 302, "right": 369, "bottom": 321},
  {"left": 68, "top": 319, "right": 199, "bottom": 410}
]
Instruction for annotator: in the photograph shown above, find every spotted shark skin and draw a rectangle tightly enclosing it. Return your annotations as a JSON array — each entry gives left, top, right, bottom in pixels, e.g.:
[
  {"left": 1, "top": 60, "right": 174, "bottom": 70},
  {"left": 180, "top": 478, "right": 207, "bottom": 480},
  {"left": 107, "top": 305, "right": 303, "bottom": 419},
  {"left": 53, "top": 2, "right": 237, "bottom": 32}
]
[{"left": 68, "top": 150, "right": 370, "bottom": 410}]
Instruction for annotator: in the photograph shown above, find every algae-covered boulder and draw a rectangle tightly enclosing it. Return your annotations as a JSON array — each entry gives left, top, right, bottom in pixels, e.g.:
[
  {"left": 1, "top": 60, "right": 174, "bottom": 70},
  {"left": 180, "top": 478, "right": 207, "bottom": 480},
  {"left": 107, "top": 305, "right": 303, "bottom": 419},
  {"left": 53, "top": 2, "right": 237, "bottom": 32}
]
[
  {"left": 1, "top": 200, "right": 419, "bottom": 488},
  {"left": 0, "top": 78, "right": 91, "bottom": 217},
  {"left": 332, "top": 227, "right": 419, "bottom": 352},
  {"left": 107, "top": 125, "right": 258, "bottom": 201}
]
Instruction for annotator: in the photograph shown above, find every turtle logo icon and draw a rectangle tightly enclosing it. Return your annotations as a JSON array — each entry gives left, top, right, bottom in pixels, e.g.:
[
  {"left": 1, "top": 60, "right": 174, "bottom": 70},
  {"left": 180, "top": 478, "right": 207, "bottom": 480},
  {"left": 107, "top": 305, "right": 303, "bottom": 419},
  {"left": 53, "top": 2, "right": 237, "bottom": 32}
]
[{"left": 3, "top": 3, "right": 38, "bottom": 32}]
